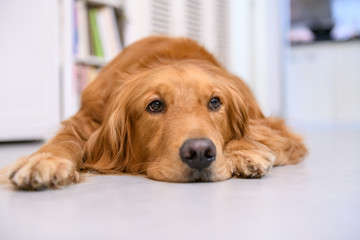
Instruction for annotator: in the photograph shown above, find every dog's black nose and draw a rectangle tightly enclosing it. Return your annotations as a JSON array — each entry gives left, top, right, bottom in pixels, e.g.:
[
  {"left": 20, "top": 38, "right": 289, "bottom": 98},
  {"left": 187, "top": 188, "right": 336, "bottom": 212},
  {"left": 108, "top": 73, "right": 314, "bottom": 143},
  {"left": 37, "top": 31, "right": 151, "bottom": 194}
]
[{"left": 179, "top": 138, "right": 216, "bottom": 171}]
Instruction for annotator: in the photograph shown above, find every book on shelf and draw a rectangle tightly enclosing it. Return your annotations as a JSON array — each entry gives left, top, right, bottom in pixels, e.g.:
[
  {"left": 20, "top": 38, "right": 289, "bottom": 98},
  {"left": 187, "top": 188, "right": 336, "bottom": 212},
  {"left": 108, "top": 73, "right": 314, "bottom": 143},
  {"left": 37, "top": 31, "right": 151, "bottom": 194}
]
[
  {"left": 96, "top": 7, "right": 122, "bottom": 60},
  {"left": 74, "top": 0, "right": 90, "bottom": 58},
  {"left": 74, "top": 64, "right": 100, "bottom": 98},
  {"left": 88, "top": 8, "right": 104, "bottom": 58},
  {"left": 74, "top": 2, "right": 123, "bottom": 62}
]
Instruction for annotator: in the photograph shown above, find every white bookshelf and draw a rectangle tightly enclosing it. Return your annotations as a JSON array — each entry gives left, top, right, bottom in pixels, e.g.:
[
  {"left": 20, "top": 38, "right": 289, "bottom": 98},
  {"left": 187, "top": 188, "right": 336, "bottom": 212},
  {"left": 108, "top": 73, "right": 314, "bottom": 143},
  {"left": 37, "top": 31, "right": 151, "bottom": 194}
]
[
  {"left": 74, "top": 56, "right": 107, "bottom": 67},
  {"left": 60, "top": 0, "right": 232, "bottom": 120},
  {"left": 60, "top": 0, "right": 124, "bottom": 120},
  {"left": 86, "top": 0, "right": 122, "bottom": 8}
]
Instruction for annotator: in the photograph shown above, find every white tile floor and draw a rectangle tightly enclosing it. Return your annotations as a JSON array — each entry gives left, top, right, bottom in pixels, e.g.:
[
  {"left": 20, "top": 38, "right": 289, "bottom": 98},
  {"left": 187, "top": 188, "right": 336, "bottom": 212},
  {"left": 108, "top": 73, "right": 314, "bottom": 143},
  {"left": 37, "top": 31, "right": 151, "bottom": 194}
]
[{"left": 0, "top": 130, "right": 359, "bottom": 240}]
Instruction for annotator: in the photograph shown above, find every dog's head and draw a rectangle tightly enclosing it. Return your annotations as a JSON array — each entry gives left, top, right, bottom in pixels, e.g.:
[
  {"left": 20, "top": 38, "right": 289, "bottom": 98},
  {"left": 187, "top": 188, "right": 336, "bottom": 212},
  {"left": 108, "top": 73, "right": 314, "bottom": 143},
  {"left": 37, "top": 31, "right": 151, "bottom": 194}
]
[{"left": 85, "top": 62, "right": 248, "bottom": 182}]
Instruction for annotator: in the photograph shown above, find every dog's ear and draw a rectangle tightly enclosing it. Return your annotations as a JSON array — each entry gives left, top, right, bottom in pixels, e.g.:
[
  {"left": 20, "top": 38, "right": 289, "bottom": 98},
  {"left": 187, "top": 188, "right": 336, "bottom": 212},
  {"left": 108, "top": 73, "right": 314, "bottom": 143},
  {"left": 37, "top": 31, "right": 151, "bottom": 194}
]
[
  {"left": 226, "top": 85, "right": 248, "bottom": 139},
  {"left": 83, "top": 103, "right": 133, "bottom": 173}
]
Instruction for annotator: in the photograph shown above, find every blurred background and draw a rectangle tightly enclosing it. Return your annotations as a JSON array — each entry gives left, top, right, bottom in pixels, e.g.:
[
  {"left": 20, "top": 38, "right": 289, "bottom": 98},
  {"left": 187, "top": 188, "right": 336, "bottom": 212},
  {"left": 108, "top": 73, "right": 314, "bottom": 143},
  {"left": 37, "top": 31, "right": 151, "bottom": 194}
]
[{"left": 0, "top": 0, "right": 359, "bottom": 141}]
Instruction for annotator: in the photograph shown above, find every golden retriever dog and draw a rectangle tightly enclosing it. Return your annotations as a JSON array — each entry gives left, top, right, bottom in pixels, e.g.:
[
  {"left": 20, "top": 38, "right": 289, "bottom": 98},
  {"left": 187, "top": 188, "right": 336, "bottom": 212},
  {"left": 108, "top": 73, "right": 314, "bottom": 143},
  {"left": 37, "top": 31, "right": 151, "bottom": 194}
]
[{"left": 3, "top": 36, "right": 307, "bottom": 190}]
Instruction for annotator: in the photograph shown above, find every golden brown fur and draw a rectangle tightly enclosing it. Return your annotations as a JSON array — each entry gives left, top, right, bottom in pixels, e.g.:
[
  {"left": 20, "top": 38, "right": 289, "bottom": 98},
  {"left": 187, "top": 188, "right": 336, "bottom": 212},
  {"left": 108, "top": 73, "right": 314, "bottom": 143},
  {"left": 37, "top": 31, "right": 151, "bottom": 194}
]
[{"left": 1, "top": 36, "right": 307, "bottom": 189}]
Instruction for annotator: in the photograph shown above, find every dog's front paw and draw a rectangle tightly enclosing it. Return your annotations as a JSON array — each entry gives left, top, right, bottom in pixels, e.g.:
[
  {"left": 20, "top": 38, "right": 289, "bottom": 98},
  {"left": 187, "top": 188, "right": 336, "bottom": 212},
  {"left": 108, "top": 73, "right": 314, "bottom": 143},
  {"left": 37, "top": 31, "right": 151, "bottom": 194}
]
[
  {"left": 224, "top": 139, "right": 276, "bottom": 178},
  {"left": 9, "top": 153, "right": 79, "bottom": 190}
]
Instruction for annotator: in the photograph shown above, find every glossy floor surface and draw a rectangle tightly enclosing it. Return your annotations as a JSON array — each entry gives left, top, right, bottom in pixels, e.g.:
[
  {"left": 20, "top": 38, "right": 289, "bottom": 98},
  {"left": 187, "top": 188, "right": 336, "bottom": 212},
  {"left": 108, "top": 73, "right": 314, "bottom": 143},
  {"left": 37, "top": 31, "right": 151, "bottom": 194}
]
[{"left": 0, "top": 130, "right": 359, "bottom": 240}]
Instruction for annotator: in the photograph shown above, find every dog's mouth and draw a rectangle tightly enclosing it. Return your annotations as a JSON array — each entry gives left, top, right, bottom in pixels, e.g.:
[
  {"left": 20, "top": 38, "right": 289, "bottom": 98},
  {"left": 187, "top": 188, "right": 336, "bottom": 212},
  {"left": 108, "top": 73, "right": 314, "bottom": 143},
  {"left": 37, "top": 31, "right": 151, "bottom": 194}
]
[{"left": 187, "top": 168, "right": 213, "bottom": 182}]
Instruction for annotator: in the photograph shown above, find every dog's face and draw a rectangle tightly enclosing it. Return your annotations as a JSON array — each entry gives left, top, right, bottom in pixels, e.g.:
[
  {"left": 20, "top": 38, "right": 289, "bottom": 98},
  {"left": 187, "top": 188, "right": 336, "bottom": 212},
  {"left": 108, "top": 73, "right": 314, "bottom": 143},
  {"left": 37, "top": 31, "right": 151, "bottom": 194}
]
[{"left": 86, "top": 63, "right": 248, "bottom": 182}]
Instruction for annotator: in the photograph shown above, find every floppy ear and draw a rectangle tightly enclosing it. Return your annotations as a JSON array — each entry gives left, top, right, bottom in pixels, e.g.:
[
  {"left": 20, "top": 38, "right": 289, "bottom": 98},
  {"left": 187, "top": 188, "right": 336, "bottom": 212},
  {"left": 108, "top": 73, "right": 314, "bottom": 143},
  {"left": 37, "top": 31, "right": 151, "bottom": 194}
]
[
  {"left": 226, "top": 85, "right": 249, "bottom": 140},
  {"left": 83, "top": 104, "right": 133, "bottom": 173}
]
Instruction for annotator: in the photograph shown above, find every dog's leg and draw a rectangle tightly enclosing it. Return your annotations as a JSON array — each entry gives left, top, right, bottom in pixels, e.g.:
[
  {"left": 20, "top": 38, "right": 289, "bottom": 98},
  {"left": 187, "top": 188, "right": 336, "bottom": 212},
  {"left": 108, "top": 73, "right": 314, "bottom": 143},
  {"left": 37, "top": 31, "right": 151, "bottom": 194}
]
[
  {"left": 224, "top": 138, "right": 276, "bottom": 178},
  {"left": 225, "top": 117, "right": 307, "bottom": 178},
  {"left": 247, "top": 117, "right": 308, "bottom": 166},
  {"left": 8, "top": 111, "right": 99, "bottom": 190}
]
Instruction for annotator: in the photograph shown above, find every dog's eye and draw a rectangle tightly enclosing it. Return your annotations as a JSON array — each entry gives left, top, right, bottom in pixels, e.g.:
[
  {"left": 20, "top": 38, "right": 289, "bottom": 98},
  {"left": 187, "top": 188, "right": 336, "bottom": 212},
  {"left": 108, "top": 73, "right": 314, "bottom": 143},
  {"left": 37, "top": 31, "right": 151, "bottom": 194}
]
[
  {"left": 209, "top": 97, "right": 221, "bottom": 111},
  {"left": 147, "top": 100, "right": 164, "bottom": 113}
]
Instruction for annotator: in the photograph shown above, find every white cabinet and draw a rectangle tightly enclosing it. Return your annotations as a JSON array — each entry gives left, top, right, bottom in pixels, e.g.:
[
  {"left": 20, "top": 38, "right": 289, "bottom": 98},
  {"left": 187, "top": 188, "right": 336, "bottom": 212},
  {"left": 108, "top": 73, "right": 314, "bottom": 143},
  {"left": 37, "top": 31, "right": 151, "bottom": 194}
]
[
  {"left": 285, "top": 41, "right": 360, "bottom": 127},
  {"left": 0, "top": 0, "right": 60, "bottom": 141}
]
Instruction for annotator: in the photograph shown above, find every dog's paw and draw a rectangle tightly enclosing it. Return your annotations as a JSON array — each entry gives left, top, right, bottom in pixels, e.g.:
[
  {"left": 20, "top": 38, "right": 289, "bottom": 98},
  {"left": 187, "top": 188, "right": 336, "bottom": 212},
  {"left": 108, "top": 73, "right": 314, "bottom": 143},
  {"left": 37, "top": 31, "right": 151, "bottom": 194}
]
[
  {"left": 9, "top": 153, "right": 79, "bottom": 190},
  {"left": 224, "top": 139, "right": 276, "bottom": 178},
  {"left": 231, "top": 149, "right": 275, "bottom": 178}
]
